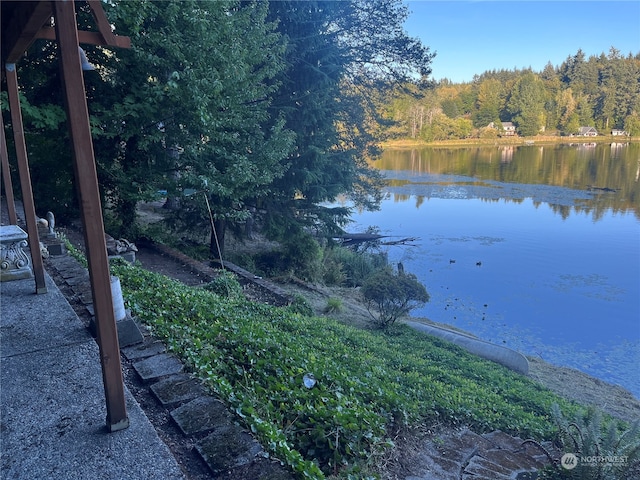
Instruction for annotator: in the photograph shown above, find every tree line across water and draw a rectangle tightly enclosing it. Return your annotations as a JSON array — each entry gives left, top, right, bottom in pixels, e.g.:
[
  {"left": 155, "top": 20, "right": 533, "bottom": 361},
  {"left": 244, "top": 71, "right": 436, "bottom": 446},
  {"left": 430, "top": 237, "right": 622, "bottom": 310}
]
[{"left": 382, "top": 48, "right": 640, "bottom": 141}]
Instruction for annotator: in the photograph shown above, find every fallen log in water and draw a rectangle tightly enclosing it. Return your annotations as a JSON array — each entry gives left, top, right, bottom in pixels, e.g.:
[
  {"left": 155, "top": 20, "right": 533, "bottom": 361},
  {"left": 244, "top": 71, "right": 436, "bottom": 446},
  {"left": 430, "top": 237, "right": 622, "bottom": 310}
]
[
  {"left": 380, "top": 237, "right": 420, "bottom": 246},
  {"left": 333, "top": 233, "right": 419, "bottom": 246},
  {"left": 333, "top": 233, "right": 388, "bottom": 242}
]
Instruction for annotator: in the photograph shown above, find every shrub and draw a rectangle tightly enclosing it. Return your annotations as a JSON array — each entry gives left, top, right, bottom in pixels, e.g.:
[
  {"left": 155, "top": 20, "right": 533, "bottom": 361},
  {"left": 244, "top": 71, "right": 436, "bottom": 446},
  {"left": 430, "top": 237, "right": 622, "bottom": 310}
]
[
  {"left": 252, "top": 232, "right": 323, "bottom": 281},
  {"left": 361, "top": 267, "right": 429, "bottom": 328},
  {"left": 323, "top": 246, "right": 387, "bottom": 287},
  {"left": 228, "top": 252, "right": 258, "bottom": 274},
  {"left": 203, "top": 270, "right": 244, "bottom": 300},
  {"left": 321, "top": 253, "right": 347, "bottom": 286},
  {"left": 281, "top": 233, "right": 323, "bottom": 281},
  {"left": 287, "top": 294, "right": 314, "bottom": 317},
  {"left": 324, "top": 297, "right": 343, "bottom": 314},
  {"left": 531, "top": 404, "right": 640, "bottom": 480}
]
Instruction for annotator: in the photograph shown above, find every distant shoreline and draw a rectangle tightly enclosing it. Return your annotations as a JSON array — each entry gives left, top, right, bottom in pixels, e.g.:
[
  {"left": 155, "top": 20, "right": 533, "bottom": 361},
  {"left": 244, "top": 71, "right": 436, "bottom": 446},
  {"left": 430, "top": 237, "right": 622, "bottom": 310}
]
[{"left": 382, "top": 135, "right": 640, "bottom": 149}]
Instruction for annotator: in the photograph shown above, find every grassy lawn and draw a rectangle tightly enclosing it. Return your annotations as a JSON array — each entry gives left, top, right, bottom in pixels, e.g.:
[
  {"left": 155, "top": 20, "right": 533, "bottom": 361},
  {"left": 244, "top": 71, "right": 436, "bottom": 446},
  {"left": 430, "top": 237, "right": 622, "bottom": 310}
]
[{"left": 111, "top": 259, "right": 590, "bottom": 478}]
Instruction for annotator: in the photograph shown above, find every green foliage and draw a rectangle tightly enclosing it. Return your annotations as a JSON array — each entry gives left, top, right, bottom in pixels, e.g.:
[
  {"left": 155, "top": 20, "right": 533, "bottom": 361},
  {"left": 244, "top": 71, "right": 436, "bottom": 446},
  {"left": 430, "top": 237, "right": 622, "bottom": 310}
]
[
  {"left": 60, "top": 234, "right": 88, "bottom": 268},
  {"left": 322, "top": 246, "right": 388, "bottom": 287},
  {"left": 287, "top": 295, "right": 314, "bottom": 318},
  {"left": 10, "top": 0, "right": 295, "bottom": 238},
  {"left": 228, "top": 241, "right": 388, "bottom": 287},
  {"left": 262, "top": 0, "right": 433, "bottom": 238},
  {"left": 203, "top": 270, "right": 244, "bottom": 300},
  {"left": 361, "top": 267, "right": 430, "bottom": 328},
  {"left": 111, "top": 261, "right": 582, "bottom": 478},
  {"left": 624, "top": 114, "right": 640, "bottom": 136},
  {"left": 281, "top": 233, "right": 323, "bottom": 282},
  {"left": 252, "top": 232, "right": 324, "bottom": 282},
  {"left": 507, "top": 73, "right": 547, "bottom": 136},
  {"left": 227, "top": 252, "right": 259, "bottom": 275},
  {"left": 324, "top": 297, "right": 343, "bottom": 314},
  {"left": 321, "top": 253, "right": 347, "bottom": 286},
  {"left": 99, "top": 0, "right": 294, "bottom": 239},
  {"left": 534, "top": 404, "right": 640, "bottom": 479},
  {"left": 9, "top": 0, "right": 433, "bottom": 244}
]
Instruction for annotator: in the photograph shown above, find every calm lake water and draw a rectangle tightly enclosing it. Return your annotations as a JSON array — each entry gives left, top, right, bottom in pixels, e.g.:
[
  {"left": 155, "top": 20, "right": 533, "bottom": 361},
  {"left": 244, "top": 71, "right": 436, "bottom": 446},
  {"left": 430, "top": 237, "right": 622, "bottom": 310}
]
[{"left": 345, "top": 143, "right": 640, "bottom": 398}]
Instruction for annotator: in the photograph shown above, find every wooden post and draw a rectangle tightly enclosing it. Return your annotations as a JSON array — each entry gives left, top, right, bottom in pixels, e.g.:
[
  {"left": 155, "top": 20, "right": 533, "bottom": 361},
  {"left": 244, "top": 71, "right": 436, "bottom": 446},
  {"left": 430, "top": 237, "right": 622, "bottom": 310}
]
[
  {"left": 53, "top": 0, "right": 128, "bottom": 432},
  {"left": 0, "top": 113, "right": 19, "bottom": 225},
  {"left": 4, "top": 64, "right": 47, "bottom": 293}
]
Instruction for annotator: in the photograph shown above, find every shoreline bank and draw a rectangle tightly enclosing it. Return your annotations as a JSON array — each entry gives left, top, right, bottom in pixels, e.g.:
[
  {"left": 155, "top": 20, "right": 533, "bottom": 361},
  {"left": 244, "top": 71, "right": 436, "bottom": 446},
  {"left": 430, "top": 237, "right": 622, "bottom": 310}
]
[
  {"left": 269, "top": 277, "right": 640, "bottom": 423},
  {"left": 382, "top": 135, "right": 640, "bottom": 149}
]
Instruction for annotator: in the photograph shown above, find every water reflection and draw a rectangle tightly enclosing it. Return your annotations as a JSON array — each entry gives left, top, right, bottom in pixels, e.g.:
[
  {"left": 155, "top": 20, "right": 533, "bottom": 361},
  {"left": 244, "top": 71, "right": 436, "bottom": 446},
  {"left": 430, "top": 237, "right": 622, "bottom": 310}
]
[{"left": 375, "top": 143, "right": 640, "bottom": 220}]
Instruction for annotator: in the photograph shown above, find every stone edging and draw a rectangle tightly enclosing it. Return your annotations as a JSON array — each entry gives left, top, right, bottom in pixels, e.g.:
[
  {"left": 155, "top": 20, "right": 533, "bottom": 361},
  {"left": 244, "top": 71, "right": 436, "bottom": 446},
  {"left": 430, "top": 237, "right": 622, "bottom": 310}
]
[{"left": 43, "top": 249, "right": 294, "bottom": 480}]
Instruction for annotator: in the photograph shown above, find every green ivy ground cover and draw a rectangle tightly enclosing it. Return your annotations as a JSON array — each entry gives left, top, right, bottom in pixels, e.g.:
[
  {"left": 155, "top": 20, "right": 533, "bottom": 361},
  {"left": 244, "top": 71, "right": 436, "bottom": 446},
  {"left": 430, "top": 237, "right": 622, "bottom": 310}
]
[{"left": 112, "top": 261, "right": 582, "bottom": 478}]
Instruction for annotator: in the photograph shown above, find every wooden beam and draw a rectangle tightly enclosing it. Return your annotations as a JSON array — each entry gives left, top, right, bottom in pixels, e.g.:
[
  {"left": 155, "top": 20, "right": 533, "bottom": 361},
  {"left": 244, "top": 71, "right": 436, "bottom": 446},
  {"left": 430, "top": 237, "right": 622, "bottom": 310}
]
[
  {"left": 4, "top": 63, "right": 47, "bottom": 293},
  {"left": 0, "top": 112, "right": 19, "bottom": 225},
  {"left": 86, "top": 0, "right": 125, "bottom": 47},
  {"left": 2, "top": 1, "right": 54, "bottom": 64},
  {"left": 53, "top": 0, "right": 128, "bottom": 432},
  {"left": 36, "top": 26, "right": 131, "bottom": 49}
]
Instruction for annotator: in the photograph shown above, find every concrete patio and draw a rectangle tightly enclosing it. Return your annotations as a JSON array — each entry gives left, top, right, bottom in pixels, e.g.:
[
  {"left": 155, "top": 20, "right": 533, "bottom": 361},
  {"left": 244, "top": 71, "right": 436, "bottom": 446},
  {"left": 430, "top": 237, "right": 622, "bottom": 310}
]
[{"left": 0, "top": 272, "right": 185, "bottom": 480}]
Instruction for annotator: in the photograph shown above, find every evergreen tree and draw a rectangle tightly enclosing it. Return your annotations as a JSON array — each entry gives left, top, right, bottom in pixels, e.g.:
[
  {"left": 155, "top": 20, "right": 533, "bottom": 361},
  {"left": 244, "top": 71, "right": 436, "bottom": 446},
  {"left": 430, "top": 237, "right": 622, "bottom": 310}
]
[
  {"left": 506, "top": 73, "right": 547, "bottom": 136},
  {"left": 472, "top": 78, "right": 504, "bottom": 127},
  {"left": 92, "top": 0, "right": 294, "bottom": 245},
  {"left": 556, "top": 88, "right": 579, "bottom": 134},
  {"left": 262, "top": 0, "right": 434, "bottom": 239}
]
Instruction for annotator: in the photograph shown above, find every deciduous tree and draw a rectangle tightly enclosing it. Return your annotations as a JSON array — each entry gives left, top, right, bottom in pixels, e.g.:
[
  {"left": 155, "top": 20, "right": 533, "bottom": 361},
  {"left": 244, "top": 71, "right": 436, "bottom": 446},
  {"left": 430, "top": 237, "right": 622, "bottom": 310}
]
[{"left": 362, "top": 267, "right": 429, "bottom": 328}]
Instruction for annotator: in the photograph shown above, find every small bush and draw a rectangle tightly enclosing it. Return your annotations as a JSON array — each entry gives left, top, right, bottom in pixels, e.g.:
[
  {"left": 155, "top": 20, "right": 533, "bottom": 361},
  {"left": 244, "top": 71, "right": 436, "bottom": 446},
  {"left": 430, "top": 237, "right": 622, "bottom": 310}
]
[
  {"left": 287, "top": 294, "right": 314, "bottom": 317},
  {"left": 324, "top": 297, "right": 343, "bottom": 314},
  {"left": 203, "top": 270, "right": 244, "bottom": 300},
  {"left": 324, "top": 246, "right": 387, "bottom": 287},
  {"left": 281, "top": 233, "right": 323, "bottom": 281},
  {"left": 361, "top": 267, "right": 429, "bottom": 328},
  {"left": 228, "top": 252, "right": 258, "bottom": 274},
  {"left": 322, "top": 254, "right": 347, "bottom": 286},
  {"left": 252, "top": 232, "right": 323, "bottom": 281}
]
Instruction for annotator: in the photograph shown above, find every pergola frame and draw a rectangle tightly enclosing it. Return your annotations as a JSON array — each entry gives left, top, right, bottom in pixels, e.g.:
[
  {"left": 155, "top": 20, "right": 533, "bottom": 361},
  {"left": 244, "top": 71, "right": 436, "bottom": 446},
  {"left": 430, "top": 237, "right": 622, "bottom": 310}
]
[{"left": 1, "top": 0, "right": 131, "bottom": 432}]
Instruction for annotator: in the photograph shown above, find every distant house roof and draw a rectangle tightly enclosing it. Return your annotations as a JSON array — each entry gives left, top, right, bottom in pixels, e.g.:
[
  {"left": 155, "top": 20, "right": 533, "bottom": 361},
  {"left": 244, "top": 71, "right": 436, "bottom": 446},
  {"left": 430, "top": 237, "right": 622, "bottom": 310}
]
[
  {"left": 578, "top": 126, "right": 598, "bottom": 136},
  {"left": 487, "top": 121, "right": 516, "bottom": 130}
]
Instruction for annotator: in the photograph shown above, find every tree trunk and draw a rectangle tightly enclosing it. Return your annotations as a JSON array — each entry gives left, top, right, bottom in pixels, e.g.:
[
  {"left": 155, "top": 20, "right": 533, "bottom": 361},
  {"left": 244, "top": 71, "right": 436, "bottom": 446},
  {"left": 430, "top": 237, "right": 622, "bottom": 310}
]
[{"left": 117, "top": 197, "right": 137, "bottom": 237}]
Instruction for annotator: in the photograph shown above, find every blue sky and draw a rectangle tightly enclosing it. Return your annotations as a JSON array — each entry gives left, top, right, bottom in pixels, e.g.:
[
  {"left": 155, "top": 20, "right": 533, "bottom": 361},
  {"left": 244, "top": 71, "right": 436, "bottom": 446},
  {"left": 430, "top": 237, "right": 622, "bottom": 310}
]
[{"left": 403, "top": 1, "right": 640, "bottom": 83}]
